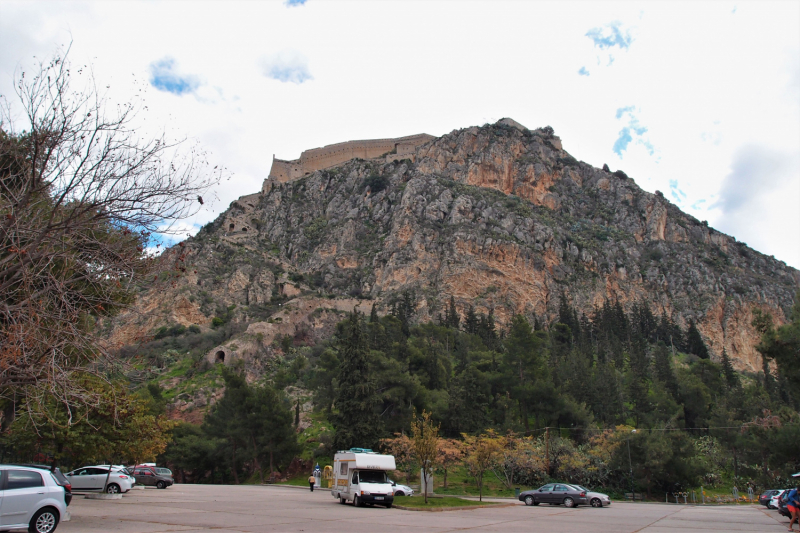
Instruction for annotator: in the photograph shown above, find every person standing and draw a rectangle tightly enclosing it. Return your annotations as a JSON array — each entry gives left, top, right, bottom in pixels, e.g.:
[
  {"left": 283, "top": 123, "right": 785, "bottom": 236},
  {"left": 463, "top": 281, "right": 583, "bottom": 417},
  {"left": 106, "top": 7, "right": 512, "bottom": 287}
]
[
  {"left": 308, "top": 474, "right": 316, "bottom": 492},
  {"left": 788, "top": 485, "right": 800, "bottom": 532}
]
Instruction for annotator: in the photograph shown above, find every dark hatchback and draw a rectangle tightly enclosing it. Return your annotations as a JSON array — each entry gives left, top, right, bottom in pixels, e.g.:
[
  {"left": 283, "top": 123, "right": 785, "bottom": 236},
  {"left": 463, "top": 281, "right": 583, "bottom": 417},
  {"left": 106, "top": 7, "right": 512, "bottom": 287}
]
[
  {"left": 133, "top": 465, "right": 173, "bottom": 489},
  {"left": 519, "top": 483, "right": 589, "bottom": 508}
]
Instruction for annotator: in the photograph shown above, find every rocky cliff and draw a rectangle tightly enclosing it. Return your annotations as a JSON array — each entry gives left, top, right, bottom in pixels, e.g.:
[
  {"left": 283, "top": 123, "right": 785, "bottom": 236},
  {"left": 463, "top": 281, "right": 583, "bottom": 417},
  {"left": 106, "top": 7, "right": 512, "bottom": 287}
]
[{"left": 114, "top": 119, "right": 798, "bottom": 374}]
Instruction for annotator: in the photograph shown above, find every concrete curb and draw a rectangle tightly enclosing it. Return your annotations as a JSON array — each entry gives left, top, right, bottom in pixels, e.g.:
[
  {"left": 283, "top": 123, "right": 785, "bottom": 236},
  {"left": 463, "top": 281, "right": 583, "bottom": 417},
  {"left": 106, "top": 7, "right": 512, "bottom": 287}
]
[{"left": 393, "top": 503, "right": 515, "bottom": 512}]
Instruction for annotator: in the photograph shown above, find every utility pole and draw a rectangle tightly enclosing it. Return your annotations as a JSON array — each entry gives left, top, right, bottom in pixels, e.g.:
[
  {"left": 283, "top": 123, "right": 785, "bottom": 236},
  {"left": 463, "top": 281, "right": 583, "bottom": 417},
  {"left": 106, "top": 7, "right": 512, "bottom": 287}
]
[
  {"left": 627, "top": 429, "right": 637, "bottom": 501},
  {"left": 545, "top": 427, "right": 550, "bottom": 477}
]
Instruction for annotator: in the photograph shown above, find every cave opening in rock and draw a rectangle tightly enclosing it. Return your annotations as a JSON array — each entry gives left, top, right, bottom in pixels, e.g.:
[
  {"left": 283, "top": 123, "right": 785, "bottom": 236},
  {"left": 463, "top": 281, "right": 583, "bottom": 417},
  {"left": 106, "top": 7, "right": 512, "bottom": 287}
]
[
  {"left": 229, "top": 223, "right": 235, "bottom": 231},
  {"left": 215, "top": 350, "right": 225, "bottom": 363}
]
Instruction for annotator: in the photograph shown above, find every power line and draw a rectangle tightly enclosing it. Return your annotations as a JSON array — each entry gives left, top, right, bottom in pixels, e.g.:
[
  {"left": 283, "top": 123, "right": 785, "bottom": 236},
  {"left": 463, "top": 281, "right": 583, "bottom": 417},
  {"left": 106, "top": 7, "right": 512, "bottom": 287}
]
[{"left": 524, "top": 423, "right": 799, "bottom": 434}]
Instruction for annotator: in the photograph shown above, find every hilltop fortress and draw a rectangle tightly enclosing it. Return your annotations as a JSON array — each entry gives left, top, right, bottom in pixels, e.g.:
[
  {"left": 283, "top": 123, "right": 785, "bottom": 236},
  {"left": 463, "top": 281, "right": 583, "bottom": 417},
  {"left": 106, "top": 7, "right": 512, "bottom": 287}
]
[{"left": 267, "top": 133, "right": 435, "bottom": 183}]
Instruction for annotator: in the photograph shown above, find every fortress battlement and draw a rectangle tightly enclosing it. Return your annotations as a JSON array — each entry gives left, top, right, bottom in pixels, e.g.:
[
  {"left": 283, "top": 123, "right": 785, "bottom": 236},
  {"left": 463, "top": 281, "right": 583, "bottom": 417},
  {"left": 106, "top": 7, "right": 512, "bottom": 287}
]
[{"left": 267, "top": 133, "right": 435, "bottom": 183}]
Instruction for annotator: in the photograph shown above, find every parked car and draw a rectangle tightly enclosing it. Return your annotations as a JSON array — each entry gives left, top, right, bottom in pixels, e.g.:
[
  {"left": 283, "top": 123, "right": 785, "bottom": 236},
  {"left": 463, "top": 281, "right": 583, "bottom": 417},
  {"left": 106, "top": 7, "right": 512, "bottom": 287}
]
[
  {"left": 10, "top": 465, "right": 73, "bottom": 507},
  {"left": 760, "top": 489, "right": 781, "bottom": 506},
  {"left": 65, "top": 466, "right": 134, "bottom": 493},
  {"left": 0, "top": 464, "right": 71, "bottom": 533},
  {"left": 519, "top": 483, "right": 589, "bottom": 507},
  {"left": 768, "top": 489, "right": 786, "bottom": 510},
  {"left": 570, "top": 484, "right": 611, "bottom": 507},
  {"left": 387, "top": 477, "right": 414, "bottom": 497},
  {"left": 154, "top": 467, "right": 173, "bottom": 480},
  {"left": 132, "top": 465, "right": 173, "bottom": 489}
]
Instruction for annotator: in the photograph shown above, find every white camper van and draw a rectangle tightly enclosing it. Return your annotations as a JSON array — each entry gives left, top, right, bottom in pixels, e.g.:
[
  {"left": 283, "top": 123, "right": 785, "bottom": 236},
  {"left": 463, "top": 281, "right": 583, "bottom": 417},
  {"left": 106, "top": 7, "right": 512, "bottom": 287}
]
[{"left": 332, "top": 448, "right": 396, "bottom": 508}]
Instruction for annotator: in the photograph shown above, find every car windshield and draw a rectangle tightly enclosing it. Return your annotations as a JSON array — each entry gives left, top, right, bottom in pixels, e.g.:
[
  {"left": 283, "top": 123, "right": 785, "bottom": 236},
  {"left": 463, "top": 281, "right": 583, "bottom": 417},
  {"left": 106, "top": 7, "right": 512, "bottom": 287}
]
[
  {"left": 156, "top": 468, "right": 172, "bottom": 475},
  {"left": 358, "top": 471, "right": 387, "bottom": 484}
]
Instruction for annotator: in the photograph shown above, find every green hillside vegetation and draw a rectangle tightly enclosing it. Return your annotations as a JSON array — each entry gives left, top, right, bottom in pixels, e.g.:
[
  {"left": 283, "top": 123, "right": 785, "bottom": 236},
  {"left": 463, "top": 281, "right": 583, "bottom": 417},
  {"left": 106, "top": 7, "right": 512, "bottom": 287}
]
[{"left": 146, "top": 294, "right": 800, "bottom": 499}]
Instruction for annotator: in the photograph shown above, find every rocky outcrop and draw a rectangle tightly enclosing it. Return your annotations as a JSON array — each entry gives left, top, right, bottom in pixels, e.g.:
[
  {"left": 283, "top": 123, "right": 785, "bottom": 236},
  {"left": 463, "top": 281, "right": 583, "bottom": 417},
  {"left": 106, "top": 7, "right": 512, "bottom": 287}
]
[{"left": 125, "top": 120, "right": 798, "bottom": 374}]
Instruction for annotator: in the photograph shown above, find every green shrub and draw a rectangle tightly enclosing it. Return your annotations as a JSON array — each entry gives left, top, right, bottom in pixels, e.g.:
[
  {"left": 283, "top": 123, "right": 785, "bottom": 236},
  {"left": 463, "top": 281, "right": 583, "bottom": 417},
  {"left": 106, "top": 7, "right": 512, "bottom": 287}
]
[
  {"left": 361, "top": 174, "right": 389, "bottom": 194},
  {"left": 303, "top": 217, "right": 328, "bottom": 241}
]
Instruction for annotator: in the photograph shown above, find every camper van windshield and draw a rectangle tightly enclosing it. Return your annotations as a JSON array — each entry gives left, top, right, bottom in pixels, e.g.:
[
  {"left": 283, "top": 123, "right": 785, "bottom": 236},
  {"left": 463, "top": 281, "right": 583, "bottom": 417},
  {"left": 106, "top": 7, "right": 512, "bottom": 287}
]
[{"left": 359, "top": 470, "right": 387, "bottom": 484}]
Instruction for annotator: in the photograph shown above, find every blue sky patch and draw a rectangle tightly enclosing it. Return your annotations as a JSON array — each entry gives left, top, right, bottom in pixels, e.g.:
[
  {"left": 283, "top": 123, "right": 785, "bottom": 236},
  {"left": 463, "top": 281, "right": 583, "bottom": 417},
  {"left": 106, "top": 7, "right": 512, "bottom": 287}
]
[
  {"left": 669, "top": 179, "right": 687, "bottom": 203},
  {"left": 149, "top": 57, "right": 201, "bottom": 95},
  {"left": 586, "top": 22, "right": 632, "bottom": 50},
  {"left": 285, "top": 0, "right": 307, "bottom": 6},
  {"left": 578, "top": 66, "right": 590, "bottom": 76},
  {"left": 613, "top": 128, "right": 633, "bottom": 156},
  {"left": 613, "top": 106, "right": 655, "bottom": 157}
]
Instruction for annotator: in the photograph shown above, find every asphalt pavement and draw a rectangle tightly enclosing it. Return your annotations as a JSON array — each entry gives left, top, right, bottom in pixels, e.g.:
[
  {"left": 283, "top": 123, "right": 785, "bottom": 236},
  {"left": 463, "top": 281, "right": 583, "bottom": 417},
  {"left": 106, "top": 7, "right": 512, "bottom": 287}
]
[{"left": 59, "top": 484, "right": 789, "bottom": 533}]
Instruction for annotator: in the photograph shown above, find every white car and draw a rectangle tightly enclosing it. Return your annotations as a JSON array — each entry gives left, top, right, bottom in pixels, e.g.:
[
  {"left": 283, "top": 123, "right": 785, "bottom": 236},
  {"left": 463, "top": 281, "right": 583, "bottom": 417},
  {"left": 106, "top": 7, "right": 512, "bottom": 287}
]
[
  {"left": 0, "top": 464, "right": 71, "bottom": 533},
  {"left": 769, "top": 489, "right": 787, "bottom": 509},
  {"left": 65, "top": 466, "right": 134, "bottom": 493},
  {"left": 571, "top": 485, "right": 612, "bottom": 507},
  {"left": 388, "top": 478, "right": 414, "bottom": 497}
]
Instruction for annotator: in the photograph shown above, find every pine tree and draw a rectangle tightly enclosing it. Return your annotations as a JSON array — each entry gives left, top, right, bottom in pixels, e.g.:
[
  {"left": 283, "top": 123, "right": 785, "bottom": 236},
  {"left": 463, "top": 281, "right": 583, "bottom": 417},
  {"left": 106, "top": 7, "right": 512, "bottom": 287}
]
[
  {"left": 686, "top": 320, "right": 709, "bottom": 359},
  {"left": 653, "top": 341, "right": 679, "bottom": 397},
  {"left": 369, "top": 302, "right": 379, "bottom": 323},
  {"left": 465, "top": 305, "right": 478, "bottom": 334},
  {"left": 720, "top": 347, "right": 739, "bottom": 389},
  {"left": 331, "top": 312, "right": 383, "bottom": 450},
  {"left": 446, "top": 296, "right": 460, "bottom": 330}
]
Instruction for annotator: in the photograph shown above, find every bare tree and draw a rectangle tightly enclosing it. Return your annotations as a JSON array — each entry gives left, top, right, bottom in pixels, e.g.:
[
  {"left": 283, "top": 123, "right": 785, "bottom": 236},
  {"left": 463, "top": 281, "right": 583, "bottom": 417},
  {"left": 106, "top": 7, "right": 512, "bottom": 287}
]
[{"left": 0, "top": 51, "right": 221, "bottom": 424}]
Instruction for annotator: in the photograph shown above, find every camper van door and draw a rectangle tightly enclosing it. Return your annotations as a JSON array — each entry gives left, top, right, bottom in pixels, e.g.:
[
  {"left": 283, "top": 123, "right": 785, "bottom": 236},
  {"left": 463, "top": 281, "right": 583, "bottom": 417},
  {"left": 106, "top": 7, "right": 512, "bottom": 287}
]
[
  {"left": 337, "top": 460, "right": 350, "bottom": 498},
  {"left": 350, "top": 470, "right": 359, "bottom": 497}
]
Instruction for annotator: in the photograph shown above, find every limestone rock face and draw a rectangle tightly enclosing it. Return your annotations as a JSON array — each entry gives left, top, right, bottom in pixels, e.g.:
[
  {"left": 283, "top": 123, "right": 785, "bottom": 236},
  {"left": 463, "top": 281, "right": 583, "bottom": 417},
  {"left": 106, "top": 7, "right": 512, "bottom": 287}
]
[{"left": 126, "top": 120, "right": 798, "bottom": 374}]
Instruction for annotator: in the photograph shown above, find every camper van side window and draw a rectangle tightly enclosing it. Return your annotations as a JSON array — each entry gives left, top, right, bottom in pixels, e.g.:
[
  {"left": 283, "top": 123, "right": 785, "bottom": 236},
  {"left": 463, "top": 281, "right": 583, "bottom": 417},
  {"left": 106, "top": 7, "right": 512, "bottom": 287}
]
[
  {"left": 352, "top": 472, "right": 358, "bottom": 484},
  {"left": 340, "top": 463, "right": 347, "bottom": 476}
]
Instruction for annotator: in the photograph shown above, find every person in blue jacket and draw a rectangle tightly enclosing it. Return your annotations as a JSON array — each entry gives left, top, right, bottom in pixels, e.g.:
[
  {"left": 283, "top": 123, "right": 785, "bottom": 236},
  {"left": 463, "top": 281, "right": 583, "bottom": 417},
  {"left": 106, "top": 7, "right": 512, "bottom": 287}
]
[{"left": 788, "top": 485, "right": 800, "bottom": 532}]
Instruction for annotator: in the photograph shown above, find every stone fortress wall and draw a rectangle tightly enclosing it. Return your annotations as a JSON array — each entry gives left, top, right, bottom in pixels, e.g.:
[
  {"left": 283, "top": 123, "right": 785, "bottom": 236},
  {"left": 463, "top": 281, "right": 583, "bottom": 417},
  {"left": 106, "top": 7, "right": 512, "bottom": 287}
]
[{"left": 268, "top": 133, "right": 435, "bottom": 183}]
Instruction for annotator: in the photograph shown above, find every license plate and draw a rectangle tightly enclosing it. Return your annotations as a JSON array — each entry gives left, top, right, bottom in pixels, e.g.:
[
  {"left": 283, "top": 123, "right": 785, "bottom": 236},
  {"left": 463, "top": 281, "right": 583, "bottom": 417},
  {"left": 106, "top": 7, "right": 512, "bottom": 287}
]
[{"left": 375, "top": 496, "right": 384, "bottom": 500}]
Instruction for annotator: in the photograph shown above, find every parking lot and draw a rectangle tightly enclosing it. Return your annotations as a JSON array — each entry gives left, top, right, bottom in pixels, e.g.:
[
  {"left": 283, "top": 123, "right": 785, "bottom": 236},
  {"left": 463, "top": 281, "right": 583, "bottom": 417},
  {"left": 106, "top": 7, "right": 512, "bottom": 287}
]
[{"left": 60, "top": 484, "right": 788, "bottom": 533}]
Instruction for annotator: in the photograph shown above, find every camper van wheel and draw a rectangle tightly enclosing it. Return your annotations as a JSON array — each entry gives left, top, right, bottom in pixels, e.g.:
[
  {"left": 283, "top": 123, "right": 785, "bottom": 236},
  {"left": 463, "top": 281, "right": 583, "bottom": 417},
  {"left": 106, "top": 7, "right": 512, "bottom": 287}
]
[
  {"left": 339, "top": 496, "right": 347, "bottom": 505},
  {"left": 354, "top": 495, "right": 363, "bottom": 507}
]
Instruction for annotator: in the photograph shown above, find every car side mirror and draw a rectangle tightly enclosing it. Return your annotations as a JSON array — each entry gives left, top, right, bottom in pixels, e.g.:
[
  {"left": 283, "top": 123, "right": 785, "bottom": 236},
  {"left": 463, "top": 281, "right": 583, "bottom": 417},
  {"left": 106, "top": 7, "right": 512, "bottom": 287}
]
[{"left": 392, "top": 482, "right": 396, "bottom": 486}]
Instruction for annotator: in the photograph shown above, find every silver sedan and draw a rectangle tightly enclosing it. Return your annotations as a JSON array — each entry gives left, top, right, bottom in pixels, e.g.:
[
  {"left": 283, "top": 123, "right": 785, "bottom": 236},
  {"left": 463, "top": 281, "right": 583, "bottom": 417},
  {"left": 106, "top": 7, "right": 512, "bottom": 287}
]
[{"left": 571, "top": 485, "right": 611, "bottom": 507}]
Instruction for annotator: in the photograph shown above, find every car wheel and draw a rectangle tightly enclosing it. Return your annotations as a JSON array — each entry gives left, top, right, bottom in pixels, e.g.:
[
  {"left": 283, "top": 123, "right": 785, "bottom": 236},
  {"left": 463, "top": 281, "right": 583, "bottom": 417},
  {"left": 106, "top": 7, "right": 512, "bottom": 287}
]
[
  {"left": 156, "top": 480, "right": 166, "bottom": 489},
  {"left": 29, "top": 506, "right": 59, "bottom": 533},
  {"left": 524, "top": 495, "right": 534, "bottom": 506},
  {"left": 385, "top": 503, "right": 392, "bottom": 508},
  {"left": 395, "top": 491, "right": 405, "bottom": 497},
  {"left": 591, "top": 498, "right": 602, "bottom": 508},
  {"left": 106, "top": 483, "right": 121, "bottom": 494},
  {"left": 563, "top": 497, "right": 575, "bottom": 508}
]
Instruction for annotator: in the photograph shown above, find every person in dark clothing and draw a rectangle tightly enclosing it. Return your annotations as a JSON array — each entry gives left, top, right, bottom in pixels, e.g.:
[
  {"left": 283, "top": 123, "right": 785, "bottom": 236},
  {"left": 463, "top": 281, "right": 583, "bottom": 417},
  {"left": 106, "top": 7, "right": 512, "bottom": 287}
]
[{"left": 308, "top": 474, "right": 316, "bottom": 492}]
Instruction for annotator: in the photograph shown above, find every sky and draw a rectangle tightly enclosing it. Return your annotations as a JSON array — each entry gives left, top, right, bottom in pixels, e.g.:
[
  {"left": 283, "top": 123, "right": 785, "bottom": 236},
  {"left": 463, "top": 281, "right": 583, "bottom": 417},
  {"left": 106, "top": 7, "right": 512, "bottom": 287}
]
[{"left": 1, "top": 0, "right": 798, "bottom": 268}]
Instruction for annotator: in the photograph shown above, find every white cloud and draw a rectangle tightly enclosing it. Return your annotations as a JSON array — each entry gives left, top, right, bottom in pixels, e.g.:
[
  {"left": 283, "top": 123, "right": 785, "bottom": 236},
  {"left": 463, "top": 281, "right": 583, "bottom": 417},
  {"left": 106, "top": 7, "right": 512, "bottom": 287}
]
[{"left": 260, "top": 49, "right": 313, "bottom": 84}]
